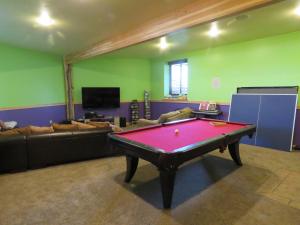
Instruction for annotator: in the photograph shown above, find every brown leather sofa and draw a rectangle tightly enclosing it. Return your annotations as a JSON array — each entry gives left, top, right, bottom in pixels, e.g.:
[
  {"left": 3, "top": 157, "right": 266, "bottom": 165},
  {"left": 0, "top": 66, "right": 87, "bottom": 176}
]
[
  {"left": 137, "top": 107, "right": 193, "bottom": 126},
  {"left": 0, "top": 128, "right": 119, "bottom": 173},
  {"left": 0, "top": 134, "right": 27, "bottom": 173}
]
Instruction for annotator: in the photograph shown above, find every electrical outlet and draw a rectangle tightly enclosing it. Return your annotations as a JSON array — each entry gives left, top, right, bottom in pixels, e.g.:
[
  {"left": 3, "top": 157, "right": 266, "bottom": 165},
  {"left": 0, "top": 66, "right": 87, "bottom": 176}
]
[
  {"left": 49, "top": 120, "right": 53, "bottom": 124},
  {"left": 212, "top": 77, "right": 221, "bottom": 89}
]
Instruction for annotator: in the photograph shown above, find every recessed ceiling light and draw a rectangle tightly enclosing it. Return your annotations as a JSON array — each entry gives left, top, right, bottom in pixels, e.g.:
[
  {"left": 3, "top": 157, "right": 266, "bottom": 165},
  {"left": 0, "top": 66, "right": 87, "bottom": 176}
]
[
  {"left": 208, "top": 22, "right": 221, "bottom": 38},
  {"left": 36, "top": 9, "right": 55, "bottom": 27},
  {"left": 159, "top": 37, "right": 169, "bottom": 50},
  {"left": 227, "top": 14, "right": 249, "bottom": 27},
  {"left": 295, "top": 6, "right": 300, "bottom": 16}
]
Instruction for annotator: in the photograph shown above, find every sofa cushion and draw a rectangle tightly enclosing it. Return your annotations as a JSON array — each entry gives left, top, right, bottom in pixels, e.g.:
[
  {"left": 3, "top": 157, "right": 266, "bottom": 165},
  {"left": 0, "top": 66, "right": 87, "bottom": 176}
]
[
  {"left": 158, "top": 111, "right": 181, "bottom": 123},
  {"left": 0, "top": 129, "right": 20, "bottom": 136},
  {"left": 52, "top": 123, "right": 79, "bottom": 132},
  {"left": 71, "top": 121, "right": 96, "bottom": 130},
  {"left": 29, "top": 126, "right": 54, "bottom": 134}
]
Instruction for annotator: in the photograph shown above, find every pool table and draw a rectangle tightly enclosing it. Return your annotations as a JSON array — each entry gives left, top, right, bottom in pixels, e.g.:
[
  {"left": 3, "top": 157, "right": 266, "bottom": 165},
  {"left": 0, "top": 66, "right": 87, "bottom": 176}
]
[{"left": 108, "top": 118, "right": 256, "bottom": 208}]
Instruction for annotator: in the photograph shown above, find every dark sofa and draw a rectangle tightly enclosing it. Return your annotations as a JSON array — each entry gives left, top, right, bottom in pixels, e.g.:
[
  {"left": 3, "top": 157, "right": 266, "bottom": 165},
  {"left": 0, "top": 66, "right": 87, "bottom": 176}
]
[
  {"left": 0, "top": 128, "right": 119, "bottom": 173},
  {"left": 0, "top": 134, "right": 27, "bottom": 173}
]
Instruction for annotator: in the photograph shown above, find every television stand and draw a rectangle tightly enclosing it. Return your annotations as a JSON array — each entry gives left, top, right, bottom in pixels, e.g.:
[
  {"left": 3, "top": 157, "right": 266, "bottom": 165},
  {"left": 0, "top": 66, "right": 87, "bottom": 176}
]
[
  {"left": 84, "top": 112, "right": 104, "bottom": 119},
  {"left": 90, "top": 116, "right": 114, "bottom": 123}
]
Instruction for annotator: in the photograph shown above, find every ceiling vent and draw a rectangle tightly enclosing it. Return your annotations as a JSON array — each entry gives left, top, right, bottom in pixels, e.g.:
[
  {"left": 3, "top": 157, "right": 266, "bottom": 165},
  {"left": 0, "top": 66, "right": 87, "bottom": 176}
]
[{"left": 227, "top": 14, "right": 250, "bottom": 26}]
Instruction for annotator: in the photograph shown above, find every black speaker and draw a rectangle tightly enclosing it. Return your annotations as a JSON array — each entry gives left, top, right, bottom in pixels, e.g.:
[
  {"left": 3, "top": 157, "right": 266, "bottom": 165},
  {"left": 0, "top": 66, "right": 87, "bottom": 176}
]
[{"left": 120, "top": 117, "right": 126, "bottom": 127}]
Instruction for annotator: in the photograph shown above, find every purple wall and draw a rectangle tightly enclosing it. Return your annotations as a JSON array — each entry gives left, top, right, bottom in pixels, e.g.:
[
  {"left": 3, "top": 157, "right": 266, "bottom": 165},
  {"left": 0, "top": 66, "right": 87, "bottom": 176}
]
[
  {"left": 150, "top": 101, "right": 300, "bottom": 146},
  {"left": 0, "top": 105, "right": 67, "bottom": 127},
  {"left": 74, "top": 102, "right": 145, "bottom": 121},
  {"left": 0, "top": 102, "right": 146, "bottom": 128},
  {"left": 1, "top": 101, "right": 299, "bottom": 147}
]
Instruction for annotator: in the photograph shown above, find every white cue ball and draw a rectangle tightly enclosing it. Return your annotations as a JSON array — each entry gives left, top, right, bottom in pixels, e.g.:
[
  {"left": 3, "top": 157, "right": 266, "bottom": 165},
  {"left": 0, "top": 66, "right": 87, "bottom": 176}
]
[{"left": 175, "top": 129, "right": 179, "bottom": 134}]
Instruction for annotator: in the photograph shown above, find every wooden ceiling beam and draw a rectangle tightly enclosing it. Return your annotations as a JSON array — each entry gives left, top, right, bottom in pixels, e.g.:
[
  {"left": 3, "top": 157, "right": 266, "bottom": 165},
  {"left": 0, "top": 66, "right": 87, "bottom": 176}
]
[{"left": 65, "top": 0, "right": 277, "bottom": 63}]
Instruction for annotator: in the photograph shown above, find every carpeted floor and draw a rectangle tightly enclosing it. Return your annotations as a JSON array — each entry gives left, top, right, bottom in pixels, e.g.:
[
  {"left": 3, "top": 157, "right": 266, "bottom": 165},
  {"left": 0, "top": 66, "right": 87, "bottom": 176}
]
[{"left": 0, "top": 145, "right": 300, "bottom": 225}]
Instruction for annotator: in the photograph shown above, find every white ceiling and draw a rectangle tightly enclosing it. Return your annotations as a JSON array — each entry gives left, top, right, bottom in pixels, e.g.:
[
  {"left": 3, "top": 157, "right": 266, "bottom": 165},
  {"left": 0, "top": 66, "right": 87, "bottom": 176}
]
[
  {"left": 0, "top": 0, "right": 197, "bottom": 55},
  {"left": 1, "top": 0, "right": 300, "bottom": 58},
  {"left": 108, "top": 0, "right": 300, "bottom": 58}
]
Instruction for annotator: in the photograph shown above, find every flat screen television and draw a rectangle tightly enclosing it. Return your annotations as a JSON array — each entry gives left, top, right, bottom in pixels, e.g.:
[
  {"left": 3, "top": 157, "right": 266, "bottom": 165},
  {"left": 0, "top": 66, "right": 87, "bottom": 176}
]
[{"left": 82, "top": 87, "right": 120, "bottom": 109}]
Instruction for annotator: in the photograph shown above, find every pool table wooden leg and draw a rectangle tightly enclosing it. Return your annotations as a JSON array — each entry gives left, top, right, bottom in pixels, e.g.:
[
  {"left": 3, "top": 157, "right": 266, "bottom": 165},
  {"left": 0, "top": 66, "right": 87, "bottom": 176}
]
[
  {"left": 125, "top": 155, "right": 139, "bottom": 183},
  {"left": 159, "top": 169, "right": 177, "bottom": 209},
  {"left": 228, "top": 142, "right": 243, "bottom": 166}
]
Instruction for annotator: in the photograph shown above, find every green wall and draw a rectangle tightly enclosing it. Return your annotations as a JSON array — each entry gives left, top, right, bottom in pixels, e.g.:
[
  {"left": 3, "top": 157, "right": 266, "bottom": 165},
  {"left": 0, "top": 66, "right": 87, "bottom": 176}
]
[
  {"left": 1, "top": 30, "right": 299, "bottom": 109},
  {"left": 151, "top": 31, "right": 300, "bottom": 103},
  {"left": 0, "top": 43, "right": 64, "bottom": 108},
  {"left": 73, "top": 57, "right": 151, "bottom": 103}
]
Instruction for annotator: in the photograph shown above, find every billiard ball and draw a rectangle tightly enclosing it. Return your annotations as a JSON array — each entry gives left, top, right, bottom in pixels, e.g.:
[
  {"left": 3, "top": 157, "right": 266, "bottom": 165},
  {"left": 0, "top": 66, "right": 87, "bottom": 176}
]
[{"left": 174, "top": 129, "right": 179, "bottom": 135}]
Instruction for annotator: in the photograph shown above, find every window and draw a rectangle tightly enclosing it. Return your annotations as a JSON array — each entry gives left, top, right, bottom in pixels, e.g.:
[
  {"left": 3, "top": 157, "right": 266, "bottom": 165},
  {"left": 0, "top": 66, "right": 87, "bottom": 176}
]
[{"left": 169, "top": 59, "right": 188, "bottom": 95}]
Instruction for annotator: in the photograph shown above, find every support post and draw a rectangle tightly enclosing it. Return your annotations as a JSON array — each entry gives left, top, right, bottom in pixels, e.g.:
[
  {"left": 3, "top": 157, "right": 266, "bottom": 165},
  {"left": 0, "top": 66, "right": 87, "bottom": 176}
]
[{"left": 63, "top": 59, "right": 75, "bottom": 121}]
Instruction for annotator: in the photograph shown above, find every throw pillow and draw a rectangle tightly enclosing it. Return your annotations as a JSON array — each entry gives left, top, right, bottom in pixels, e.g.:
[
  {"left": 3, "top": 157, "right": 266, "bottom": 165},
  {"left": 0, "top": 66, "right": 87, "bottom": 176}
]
[
  {"left": 158, "top": 110, "right": 180, "bottom": 123},
  {"left": 111, "top": 125, "right": 123, "bottom": 132},
  {"left": 179, "top": 107, "right": 193, "bottom": 114},
  {"left": 165, "top": 111, "right": 192, "bottom": 122},
  {"left": 15, "top": 127, "right": 32, "bottom": 135},
  {"left": 29, "top": 126, "right": 54, "bottom": 134},
  {"left": 137, "top": 119, "right": 159, "bottom": 126},
  {"left": 52, "top": 123, "right": 79, "bottom": 132},
  {"left": 87, "top": 121, "right": 111, "bottom": 129},
  {"left": 4, "top": 121, "right": 18, "bottom": 129},
  {"left": 0, "top": 129, "right": 20, "bottom": 136},
  {"left": 71, "top": 121, "right": 96, "bottom": 130},
  {"left": 0, "top": 120, "right": 6, "bottom": 131}
]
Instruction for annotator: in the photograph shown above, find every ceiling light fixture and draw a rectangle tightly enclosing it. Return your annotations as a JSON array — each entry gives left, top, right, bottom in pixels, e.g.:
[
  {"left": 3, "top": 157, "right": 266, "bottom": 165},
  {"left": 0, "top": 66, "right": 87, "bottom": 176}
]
[
  {"left": 208, "top": 22, "right": 221, "bottom": 38},
  {"left": 295, "top": 6, "right": 300, "bottom": 16},
  {"left": 159, "top": 37, "right": 169, "bottom": 50},
  {"left": 36, "top": 9, "right": 55, "bottom": 27}
]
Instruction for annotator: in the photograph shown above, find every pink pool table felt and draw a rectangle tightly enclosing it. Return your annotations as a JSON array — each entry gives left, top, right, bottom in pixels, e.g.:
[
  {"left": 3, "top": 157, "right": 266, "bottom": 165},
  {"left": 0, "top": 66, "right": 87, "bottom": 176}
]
[{"left": 116, "top": 120, "right": 247, "bottom": 152}]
